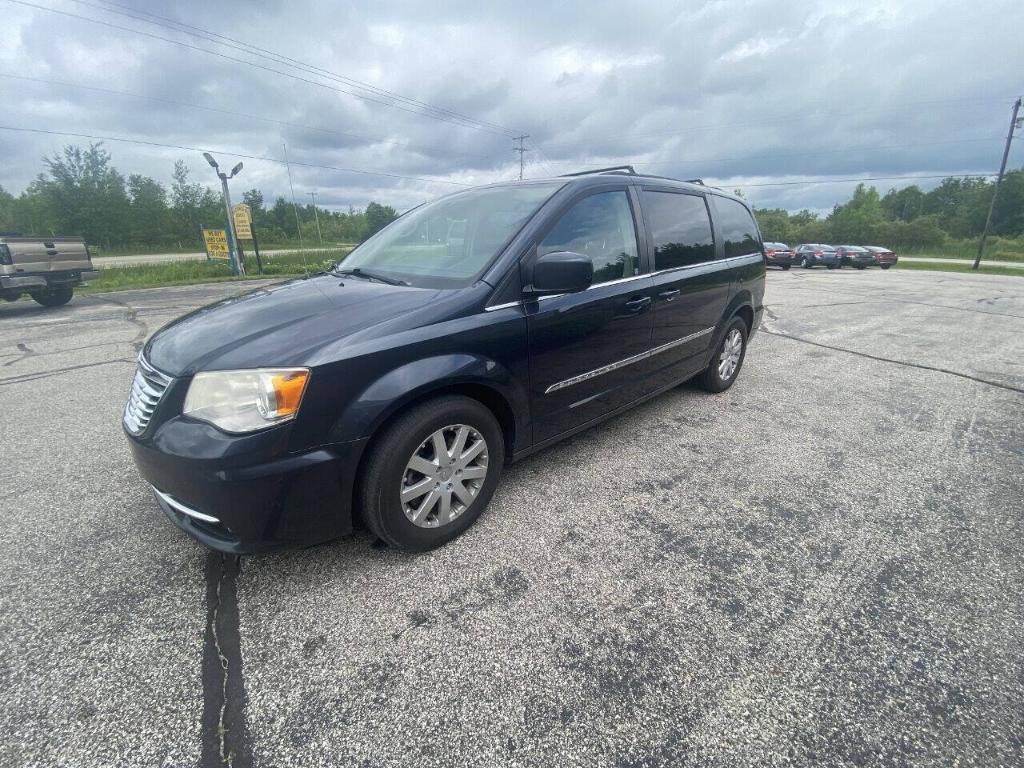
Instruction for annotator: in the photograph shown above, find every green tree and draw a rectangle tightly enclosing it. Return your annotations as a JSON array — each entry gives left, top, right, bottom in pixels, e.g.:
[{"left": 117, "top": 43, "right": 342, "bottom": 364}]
[
  {"left": 127, "top": 174, "right": 169, "bottom": 245},
  {"left": 36, "top": 143, "right": 130, "bottom": 246},
  {"left": 364, "top": 201, "right": 398, "bottom": 239},
  {"left": 242, "top": 188, "right": 265, "bottom": 225}
]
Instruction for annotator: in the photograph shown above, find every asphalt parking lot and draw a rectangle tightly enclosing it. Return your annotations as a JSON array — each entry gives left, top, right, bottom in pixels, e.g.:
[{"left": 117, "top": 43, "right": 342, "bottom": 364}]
[{"left": 1, "top": 268, "right": 1022, "bottom": 767}]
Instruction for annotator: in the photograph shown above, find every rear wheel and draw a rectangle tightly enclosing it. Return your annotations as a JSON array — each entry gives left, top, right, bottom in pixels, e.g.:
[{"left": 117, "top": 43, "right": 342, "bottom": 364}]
[
  {"left": 359, "top": 395, "right": 504, "bottom": 551},
  {"left": 696, "top": 318, "right": 748, "bottom": 393},
  {"left": 781, "top": 264, "right": 791, "bottom": 271},
  {"left": 30, "top": 286, "right": 73, "bottom": 307},
  {"left": 801, "top": 256, "right": 812, "bottom": 269}
]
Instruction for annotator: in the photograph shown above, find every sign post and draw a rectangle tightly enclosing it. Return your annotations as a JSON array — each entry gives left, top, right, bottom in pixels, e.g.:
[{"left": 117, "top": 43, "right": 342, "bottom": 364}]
[
  {"left": 202, "top": 227, "right": 231, "bottom": 262},
  {"left": 232, "top": 203, "right": 262, "bottom": 275}
]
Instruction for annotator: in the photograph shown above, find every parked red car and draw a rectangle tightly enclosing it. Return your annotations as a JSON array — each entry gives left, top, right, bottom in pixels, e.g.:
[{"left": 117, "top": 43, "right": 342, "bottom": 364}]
[
  {"left": 864, "top": 246, "right": 898, "bottom": 270},
  {"left": 762, "top": 241, "right": 796, "bottom": 270}
]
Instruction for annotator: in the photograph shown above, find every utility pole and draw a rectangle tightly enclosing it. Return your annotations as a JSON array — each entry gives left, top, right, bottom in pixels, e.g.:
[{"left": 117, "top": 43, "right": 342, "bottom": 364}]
[
  {"left": 202, "top": 152, "right": 245, "bottom": 276},
  {"left": 307, "top": 191, "right": 324, "bottom": 246},
  {"left": 282, "top": 142, "right": 305, "bottom": 250},
  {"left": 973, "top": 97, "right": 1021, "bottom": 270},
  {"left": 513, "top": 134, "right": 530, "bottom": 180}
]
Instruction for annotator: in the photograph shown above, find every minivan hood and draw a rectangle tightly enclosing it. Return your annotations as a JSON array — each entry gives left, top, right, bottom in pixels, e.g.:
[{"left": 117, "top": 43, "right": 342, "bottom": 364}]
[{"left": 145, "top": 275, "right": 450, "bottom": 376}]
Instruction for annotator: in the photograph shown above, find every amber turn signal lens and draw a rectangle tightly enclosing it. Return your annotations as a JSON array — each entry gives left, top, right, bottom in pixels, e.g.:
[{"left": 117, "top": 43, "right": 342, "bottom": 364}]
[{"left": 271, "top": 371, "right": 308, "bottom": 416}]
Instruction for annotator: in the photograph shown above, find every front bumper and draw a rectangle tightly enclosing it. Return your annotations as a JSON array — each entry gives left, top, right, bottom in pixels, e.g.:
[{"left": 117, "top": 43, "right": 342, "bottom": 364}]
[{"left": 128, "top": 431, "right": 368, "bottom": 553}]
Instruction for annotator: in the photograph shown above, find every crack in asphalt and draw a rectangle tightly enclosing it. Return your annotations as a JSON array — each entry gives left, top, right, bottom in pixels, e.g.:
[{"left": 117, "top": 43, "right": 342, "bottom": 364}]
[
  {"left": 92, "top": 295, "right": 150, "bottom": 353},
  {"left": 0, "top": 357, "right": 135, "bottom": 386},
  {"left": 202, "top": 553, "right": 251, "bottom": 768},
  {"left": 760, "top": 329, "right": 1024, "bottom": 395}
]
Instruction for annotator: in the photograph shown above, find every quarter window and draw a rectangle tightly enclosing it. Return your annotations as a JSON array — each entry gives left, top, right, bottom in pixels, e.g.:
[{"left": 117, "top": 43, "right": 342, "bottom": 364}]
[
  {"left": 537, "top": 191, "right": 639, "bottom": 285},
  {"left": 642, "top": 191, "right": 715, "bottom": 270},
  {"left": 715, "top": 197, "right": 761, "bottom": 258}
]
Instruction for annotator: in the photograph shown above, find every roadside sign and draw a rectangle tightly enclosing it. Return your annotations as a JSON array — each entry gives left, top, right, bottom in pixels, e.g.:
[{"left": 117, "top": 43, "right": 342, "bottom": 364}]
[
  {"left": 232, "top": 203, "right": 253, "bottom": 240},
  {"left": 203, "top": 228, "right": 230, "bottom": 260}
]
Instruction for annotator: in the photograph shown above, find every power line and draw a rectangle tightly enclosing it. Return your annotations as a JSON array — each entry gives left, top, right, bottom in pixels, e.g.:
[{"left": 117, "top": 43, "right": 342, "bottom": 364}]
[
  {"left": 727, "top": 173, "right": 998, "bottom": 190},
  {"left": 539, "top": 136, "right": 1007, "bottom": 170},
  {"left": 543, "top": 96, "right": 1019, "bottom": 149},
  {"left": 70, "top": 0, "right": 521, "bottom": 136},
  {"left": 5, "top": 0, "right": 519, "bottom": 137},
  {"left": 0, "top": 72, "right": 497, "bottom": 162},
  {"left": 0, "top": 124, "right": 472, "bottom": 187}
]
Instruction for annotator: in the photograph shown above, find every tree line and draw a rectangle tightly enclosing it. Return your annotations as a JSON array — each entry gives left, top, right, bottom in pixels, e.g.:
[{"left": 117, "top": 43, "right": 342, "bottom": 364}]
[
  {"left": 0, "top": 143, "right": 399, "bottom": 250},
  {"left": 752, "top": 169, "right": 1024, "bottom": 250},
  {"left": 2, "top": 142, "right": 1021, "bottom": 253}
]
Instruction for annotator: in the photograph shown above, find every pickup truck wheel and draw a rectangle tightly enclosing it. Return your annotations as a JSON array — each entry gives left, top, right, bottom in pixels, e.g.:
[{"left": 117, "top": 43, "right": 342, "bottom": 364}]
[
  {"left": 30, "top": 287, "right": 73, "bottom": 307},
  {"left": 359, "top": 395, "right": 504, "bottom": 551},
  {"left": 696, "top": 318, "right": 747, "bottom": 393}
]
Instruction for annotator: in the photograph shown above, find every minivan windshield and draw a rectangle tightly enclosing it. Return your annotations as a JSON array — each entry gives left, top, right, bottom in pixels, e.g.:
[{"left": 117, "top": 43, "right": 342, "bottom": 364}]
[{"left": 335, "top": 182, "right": 565, "bottom": 288}]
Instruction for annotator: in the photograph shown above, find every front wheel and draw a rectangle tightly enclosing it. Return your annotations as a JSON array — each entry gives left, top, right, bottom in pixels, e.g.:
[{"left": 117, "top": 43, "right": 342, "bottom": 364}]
[
  {"left": 359, "top": 395, "right": 504, "bottom": 551},
  {"left": 696, "top": 318, "right": 748, "bottom": 393},
  {"left": 31, "top": 286, "right": 73, "bottom": 307}
]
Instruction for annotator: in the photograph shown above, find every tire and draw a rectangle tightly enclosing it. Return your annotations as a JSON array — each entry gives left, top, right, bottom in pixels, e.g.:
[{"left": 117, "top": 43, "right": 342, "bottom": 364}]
[
  {"left": 801, "top": 256, "right": 812, "bottom": 269},
  {"left": 696, "top": 317, "right": 748, "bottom": 393},
  {"left": 826, "top": 264, "right": 837, "bottom": 270},
  {"left": 856, "top": 264, "right": 866, "bottom": 270},
  {"left": 781, "top": 264, "right": 791, "bottom": 271},
  {"left": 881, "top": 264, "right": 892, "bottom": 270},
  {"left": 30, "top": 286, "right": 73, "bottom": 307},
  {"left": 359, "top": 395, "right": 504, "bottom": 551}
]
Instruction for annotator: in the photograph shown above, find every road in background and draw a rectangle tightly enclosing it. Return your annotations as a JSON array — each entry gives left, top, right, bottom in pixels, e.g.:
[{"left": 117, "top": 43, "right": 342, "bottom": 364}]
[
  {"left": 1, "top": 270, "right": 1022, "bottom": 766},
  {"left": 899, "top": 256, "right": 1024, "bottom": 269},
  {"left": 92, "top": 247, "right": 349, "bottom": 268}
]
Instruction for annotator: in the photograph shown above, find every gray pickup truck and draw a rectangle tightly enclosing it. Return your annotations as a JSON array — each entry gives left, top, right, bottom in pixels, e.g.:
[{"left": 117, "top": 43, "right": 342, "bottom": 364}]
[{"left": 0, "top": 235, "right": 99, "bottom": 307}]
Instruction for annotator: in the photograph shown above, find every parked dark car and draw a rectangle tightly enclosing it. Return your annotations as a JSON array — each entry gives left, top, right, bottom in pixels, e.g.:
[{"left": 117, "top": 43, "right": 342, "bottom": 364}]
[
  {"left": 762, "top": 241, "right": 795, "bottom": 270},
  {"left": 865, "top": 246, "right": 898, "bottom": 269},
  {"left": 835, "top": 245, "right": 875, "bottom": 269},
  {"left": 794, "top": 244, "right": 840, "bottom": 269},
  {"left": 124, "top": 167, "right": 765, "bottom": 553}
]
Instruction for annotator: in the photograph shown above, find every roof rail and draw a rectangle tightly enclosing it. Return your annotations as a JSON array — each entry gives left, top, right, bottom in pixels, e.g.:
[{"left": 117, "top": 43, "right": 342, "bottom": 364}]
[{"left": 560, "top": 165, "right": 637, "bottom": 177}]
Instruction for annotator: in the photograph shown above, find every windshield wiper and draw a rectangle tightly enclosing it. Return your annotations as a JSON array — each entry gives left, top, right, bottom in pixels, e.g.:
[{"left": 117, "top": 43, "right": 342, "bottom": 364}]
[{"left": 332, "top": 267, "right": 408, "bottom": 286}]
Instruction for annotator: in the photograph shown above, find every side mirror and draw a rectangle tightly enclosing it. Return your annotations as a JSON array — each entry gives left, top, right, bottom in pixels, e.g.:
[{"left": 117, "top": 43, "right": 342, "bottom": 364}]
[{"left": 529, "top": 251, "right": 593, "bottom": 295}]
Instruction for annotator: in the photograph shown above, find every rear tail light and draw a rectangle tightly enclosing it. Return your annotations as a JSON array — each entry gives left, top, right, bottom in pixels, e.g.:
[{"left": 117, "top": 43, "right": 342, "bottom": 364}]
[
  {"left": 813, "top": 250, "right": 822, "bottom": 256},
  {"left": 765, "top": 250, "right": 775, "bottom": 256}
]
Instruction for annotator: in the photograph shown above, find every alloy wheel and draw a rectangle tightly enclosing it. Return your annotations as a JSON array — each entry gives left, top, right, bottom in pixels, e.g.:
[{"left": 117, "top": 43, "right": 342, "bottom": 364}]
[
  {"left": 400, "top": 424, "right": 489, "bottom": 528},
  {"left": 718, "top": 328, "right": 743, "bottom": 381}
]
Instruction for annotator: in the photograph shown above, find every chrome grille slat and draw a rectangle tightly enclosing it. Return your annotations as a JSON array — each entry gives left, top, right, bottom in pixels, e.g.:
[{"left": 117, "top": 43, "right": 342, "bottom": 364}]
[{"left": 123, "top": 353, "right": 172, "bottom": 435}]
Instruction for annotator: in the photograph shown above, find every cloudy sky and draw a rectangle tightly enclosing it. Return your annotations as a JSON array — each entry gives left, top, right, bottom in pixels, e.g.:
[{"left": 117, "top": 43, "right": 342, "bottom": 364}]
[{"left": 1, "top": 0, "right": 1022, "bottom": 214}]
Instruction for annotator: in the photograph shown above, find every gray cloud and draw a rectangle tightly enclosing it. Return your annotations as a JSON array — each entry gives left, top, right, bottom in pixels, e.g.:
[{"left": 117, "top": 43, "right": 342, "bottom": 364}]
[{"left": 1, "top": 0, "right": 1021, "bottom": 213}]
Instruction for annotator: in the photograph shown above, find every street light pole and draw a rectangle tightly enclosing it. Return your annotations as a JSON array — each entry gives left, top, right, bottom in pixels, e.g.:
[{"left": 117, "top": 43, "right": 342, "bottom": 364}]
[
  {"left": 203, "top": 152, "right": 245, "bottom": 276},
  {"left": 307, "top": 191, "right": 324, "bottom": 246},
  {"left": 973, "top": 97, "right": 1021, "bottom": 270}
]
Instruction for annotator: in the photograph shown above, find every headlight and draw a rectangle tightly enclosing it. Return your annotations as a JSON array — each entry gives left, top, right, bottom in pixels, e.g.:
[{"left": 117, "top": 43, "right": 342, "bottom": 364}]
[{"left": 183, "top": 368, "right": 309, "bottom": 433}]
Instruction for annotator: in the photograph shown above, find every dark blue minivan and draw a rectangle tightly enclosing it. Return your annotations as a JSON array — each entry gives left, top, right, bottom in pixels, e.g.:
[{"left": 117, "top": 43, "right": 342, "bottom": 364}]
[{"left": 124, "top": 167, "right": 765, "bottom": 553}]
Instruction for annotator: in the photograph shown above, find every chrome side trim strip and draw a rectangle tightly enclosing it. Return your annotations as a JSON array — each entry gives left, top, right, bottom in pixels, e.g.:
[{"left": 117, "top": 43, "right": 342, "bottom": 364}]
[
  {"left": 544, "top": 326, "right": 714, "bottom": 394},
  {"left": 484, "top": 252, "right": 762, "bottom": 312},
  {"left": 151, "top": 485, "right": 221, "bottom": 524}
]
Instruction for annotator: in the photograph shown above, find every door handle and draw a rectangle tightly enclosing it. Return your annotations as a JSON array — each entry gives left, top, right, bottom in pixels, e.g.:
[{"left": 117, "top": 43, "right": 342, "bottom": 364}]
[
  {"left": 624, "top": 295, "right": 652, "bottom": 312},
  {"left": 658, "top": 289, "right": 681, "bottom": 301}
]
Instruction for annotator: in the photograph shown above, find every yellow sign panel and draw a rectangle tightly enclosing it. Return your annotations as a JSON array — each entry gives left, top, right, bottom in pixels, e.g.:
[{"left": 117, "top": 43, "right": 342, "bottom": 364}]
[
  {"left": 232, "top": 203, "right": 252, "bottom": 240},
  {"left": 203, "top": 228, "right": 230, "bottom": 260}
]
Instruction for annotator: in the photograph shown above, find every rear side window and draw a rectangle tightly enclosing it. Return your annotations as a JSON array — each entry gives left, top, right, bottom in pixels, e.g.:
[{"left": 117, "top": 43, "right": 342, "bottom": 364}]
[
  {"left": 715, "top": 197, "right": 761, "bottom": 258},
  {"left": 538, "top": 191, "right": 639, "bottom": 284},
  {"left": 642, "top": 191, "right": 715, "bottom": 270}
]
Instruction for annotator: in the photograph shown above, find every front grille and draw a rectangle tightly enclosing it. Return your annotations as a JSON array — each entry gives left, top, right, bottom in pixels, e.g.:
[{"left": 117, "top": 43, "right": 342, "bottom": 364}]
[{"left": 123, "top": 353, "right": 172, "bottom": 435}]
